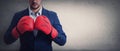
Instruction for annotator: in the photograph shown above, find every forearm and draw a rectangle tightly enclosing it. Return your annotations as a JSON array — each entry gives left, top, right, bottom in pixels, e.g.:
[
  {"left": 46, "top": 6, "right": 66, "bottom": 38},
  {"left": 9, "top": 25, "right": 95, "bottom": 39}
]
[
  {"left": 4, "top": 27, "right": 18, "bottom": 45},
  {"left": 52, "top": 24, "right": 67, "bottom": 46},
  {"left": 53, "top": 33, "right": 66, "bottom": 46}
]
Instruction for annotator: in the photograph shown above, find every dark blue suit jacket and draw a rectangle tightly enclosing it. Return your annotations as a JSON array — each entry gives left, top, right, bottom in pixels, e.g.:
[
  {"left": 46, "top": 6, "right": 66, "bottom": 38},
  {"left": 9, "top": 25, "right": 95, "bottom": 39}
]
[{"left": 4, "top": 8, "right": 66, "bottom": 51}]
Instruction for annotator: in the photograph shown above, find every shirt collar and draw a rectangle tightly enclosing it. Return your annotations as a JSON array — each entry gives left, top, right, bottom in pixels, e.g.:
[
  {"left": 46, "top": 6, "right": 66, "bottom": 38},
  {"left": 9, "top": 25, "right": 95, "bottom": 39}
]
[{"left": 28, "top": 6, "right": 42, "bottom": 16}]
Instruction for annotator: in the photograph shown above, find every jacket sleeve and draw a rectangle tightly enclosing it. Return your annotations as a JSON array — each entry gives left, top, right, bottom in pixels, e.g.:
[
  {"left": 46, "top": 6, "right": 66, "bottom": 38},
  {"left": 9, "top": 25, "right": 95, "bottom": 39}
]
[
  {"left": 51, "top": 12, "right": 67, "bottom": 46},
  {"left": 4, "top": 13, "right": 19, "bottom": 45}
]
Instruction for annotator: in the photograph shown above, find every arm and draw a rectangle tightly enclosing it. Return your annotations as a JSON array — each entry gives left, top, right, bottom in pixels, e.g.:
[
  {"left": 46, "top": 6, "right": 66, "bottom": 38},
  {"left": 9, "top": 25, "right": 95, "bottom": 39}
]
[
  {"left": 4, "top": 13, "right": 19, "bottom": 45},
  {"left": 52, "top": 12, "right": 67, "bottom": 46}
]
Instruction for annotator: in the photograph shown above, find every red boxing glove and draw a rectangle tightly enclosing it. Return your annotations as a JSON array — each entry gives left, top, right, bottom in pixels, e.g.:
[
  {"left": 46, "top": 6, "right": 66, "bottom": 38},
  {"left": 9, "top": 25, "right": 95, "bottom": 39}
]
[
  {"left": 12, "top": 16, "right": 34, "bottom": 39},
  {"left": 35, "top": 15, "right": 51, "bottom": 34},
  {"left": 35, "top": 15, "right": 58, "bottom": 39},
  {"left": 51, "top": 26, "right": 58, "bottom": 39}
]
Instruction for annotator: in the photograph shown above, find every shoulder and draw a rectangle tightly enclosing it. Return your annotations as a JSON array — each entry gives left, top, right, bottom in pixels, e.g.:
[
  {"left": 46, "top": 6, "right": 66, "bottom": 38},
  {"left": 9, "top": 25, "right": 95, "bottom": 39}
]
[
  {"left": 43, "top": 8, "right": 57, "bottom": 16},
  {"left": 42, "top": 8, "right": 61, "bottom": 24},
  {"left": 14, "top": 8, "right": 29, "bottom": 17},
  {"left": 12, "top": 8, "right": 29, "bottom": 23}
]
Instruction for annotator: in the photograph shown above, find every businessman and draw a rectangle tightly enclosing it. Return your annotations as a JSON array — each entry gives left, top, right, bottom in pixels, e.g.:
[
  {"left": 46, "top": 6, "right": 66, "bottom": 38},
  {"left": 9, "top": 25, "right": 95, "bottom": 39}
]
[{"left": 4, "top": 0, "right": 66, "bottom": 51}]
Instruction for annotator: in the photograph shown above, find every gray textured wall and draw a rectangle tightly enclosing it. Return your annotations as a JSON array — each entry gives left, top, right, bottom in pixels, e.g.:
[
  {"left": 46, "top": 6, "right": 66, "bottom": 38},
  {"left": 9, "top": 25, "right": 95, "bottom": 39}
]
[{"left": 0, "top": 0, "right": 120, "bottom": 51}]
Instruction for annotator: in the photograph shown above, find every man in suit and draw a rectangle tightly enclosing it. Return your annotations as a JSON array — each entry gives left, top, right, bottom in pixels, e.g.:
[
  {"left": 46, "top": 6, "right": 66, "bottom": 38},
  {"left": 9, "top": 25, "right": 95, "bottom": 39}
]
[{"left": 4, "top": 0, "right": 66, "bottom": 51}]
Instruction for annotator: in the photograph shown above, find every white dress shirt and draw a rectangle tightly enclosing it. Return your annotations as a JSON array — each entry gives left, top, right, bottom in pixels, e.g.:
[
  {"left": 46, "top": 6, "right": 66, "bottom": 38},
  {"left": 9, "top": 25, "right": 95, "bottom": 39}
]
[{"left": 28, "top": 7, "right": 43, "bottom": 37}]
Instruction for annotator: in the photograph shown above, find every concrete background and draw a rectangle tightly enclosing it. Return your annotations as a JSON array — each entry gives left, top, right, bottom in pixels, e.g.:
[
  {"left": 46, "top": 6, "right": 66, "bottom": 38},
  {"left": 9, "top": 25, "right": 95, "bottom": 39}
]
[{"left": 0, "top": 0, "right": 120, "bottom": 51}]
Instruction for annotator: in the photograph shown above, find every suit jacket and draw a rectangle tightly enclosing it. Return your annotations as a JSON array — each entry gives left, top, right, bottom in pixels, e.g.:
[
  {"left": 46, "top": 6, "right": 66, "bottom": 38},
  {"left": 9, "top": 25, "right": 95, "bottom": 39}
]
[{"left": 4, "top": 8, "right": 66, "bottom": 51}]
